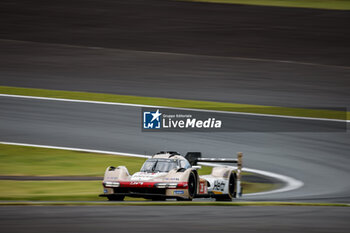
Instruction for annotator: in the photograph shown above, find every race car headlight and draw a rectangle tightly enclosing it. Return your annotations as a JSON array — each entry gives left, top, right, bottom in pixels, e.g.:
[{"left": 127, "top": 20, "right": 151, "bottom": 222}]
[
  {"left": 155, "top": 183, "right": 167, "bottom": 188},
  {"left": 167, "top": 183, "right": 178, "bottom": 188},
  {"left": 155, "top": 183, "right": 178, "bottom": 188},
  {"left": 104, "top": 181, "right": 120, "bottom": 187}
]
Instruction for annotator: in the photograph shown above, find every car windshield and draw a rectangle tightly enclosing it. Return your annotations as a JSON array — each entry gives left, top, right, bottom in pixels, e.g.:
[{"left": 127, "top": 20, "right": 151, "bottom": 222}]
[{"left": 140, "top": 159, "right": 178, "bottom": 173}]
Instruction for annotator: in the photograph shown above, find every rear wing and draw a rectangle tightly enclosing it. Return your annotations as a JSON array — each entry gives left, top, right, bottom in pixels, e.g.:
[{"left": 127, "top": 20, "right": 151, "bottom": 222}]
[
  {"left": 185, "top": 152, "right": 242, "bottom": 166},
  {"left": 185, "top": 152, "right": 243, "bottom": 197}
]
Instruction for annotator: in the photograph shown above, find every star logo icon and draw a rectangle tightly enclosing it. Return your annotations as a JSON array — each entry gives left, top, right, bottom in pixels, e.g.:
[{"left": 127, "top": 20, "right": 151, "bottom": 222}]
[
  {"left": 143, "top": 109, "right": 162, "bottom": 129},
  {"left": 151, "top": 109, "right": 162, "bottom": 122}
]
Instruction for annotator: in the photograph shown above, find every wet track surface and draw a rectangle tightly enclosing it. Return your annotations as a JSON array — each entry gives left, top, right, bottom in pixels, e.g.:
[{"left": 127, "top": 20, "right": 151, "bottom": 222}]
[{"left": 0, "top": 0, "right": 350, "bottom": 232}]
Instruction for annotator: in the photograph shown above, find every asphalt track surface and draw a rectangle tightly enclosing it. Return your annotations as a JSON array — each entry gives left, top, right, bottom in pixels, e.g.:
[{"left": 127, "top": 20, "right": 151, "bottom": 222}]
[
  {"left": 1, "top": 0, "right": 350, "bottom": 232},
  {"left": 1, "top": 96, "right": 349, "bottom": 203},
  {"left": 1, "top": 206, "right": 350, "bottom": 233},
  {"left": 1, "top": 0, "right": 350, "bottom": 107}
]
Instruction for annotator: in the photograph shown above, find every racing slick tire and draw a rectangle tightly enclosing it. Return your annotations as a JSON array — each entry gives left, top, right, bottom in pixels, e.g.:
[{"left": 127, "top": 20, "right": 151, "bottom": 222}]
[
  {"left": 215, "top": 173, "right": 236, "bottom": 201},
  {"left": 180, "top": 171, "right": 196, "bottom": 201},
  {"left": 107, "top": 195, "right": 125, "bottom": 201}
]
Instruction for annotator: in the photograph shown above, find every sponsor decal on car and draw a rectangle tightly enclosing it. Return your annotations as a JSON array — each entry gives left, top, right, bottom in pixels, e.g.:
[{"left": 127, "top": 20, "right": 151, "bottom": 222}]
[
  {"left": 212, "top": 191, "right": 223, "bottom": 195},
  {"left": 163, "top": 178, "right": 180, "bottom": 181},
  {"left": 213, "top": 180, "right": 226, "bottom": 192},
  {"left": 199, "top": 181, "right": 207, "bottom": 194},
  {"left": 173, "top": 190, "right": 184, "bottom": 195},
  {"left": 130, "top": 182, "right": 144, "bottom": 185}
]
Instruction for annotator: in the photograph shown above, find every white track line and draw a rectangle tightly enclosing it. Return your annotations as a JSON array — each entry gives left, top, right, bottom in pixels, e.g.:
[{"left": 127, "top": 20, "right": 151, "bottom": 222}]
[
  {"left": 241, "top": 168, "right": 304, "bottom": 196},
  {"left": 0, "top": 141, "right": 304, "bottom": 196},
  {"left": 198, "top": 162, "right": 303, "bottom": 196},
  {"left": 0, "top": 93, "right": 348, "bottom": 123}
]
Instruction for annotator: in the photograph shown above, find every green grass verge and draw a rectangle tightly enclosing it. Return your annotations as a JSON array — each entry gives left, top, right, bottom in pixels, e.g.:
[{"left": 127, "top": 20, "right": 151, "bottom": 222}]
[
  {"left": 0, "top": 144, "right": 274, "bottom": 201},
  {"left": 0, "top": 144, "right": 215, "bottom": 177},
  {"left": 0, "top": 144, "right": 147, "bottom": 176},
  {"left": 242, "top": 182, "right": 278, "bottom": 194},
  {"left": 0, "top": 181, "right": 103, "bottom": 201},
  {"left": 0, "top": 180, "right": 144, "bottom": 201},
  {"left": 0, "top": 86, "right": 348, "bottom": 120},
  {"left": 185, "top": 0, "right": 350, "bottom": 10}
]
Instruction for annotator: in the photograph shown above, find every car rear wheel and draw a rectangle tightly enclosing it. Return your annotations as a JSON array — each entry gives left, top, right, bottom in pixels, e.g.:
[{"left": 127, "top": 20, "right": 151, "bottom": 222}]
[
  {"left": 215, "top": 173, "right": 235, "bottom": 201},
  {"left": 228, "top": 173, "right": 236, "bottom": 198}
]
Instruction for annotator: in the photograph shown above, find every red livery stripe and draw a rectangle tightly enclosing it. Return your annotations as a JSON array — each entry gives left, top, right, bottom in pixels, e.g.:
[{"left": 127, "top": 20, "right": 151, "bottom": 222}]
[{"left": 105, "top": 181, "right": 188, "bottom": 189}]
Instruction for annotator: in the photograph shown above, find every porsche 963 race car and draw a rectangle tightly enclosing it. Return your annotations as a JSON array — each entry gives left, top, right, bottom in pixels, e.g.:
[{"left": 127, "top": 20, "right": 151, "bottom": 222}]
[{"left": 100, "top": 151, "right": 243, "bottom": 201}]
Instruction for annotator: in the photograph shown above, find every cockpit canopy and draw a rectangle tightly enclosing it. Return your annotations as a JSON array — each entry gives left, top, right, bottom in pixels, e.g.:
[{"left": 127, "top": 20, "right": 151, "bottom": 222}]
[{"left": 140, "top": 158, "right": 191, "bottom": 173}]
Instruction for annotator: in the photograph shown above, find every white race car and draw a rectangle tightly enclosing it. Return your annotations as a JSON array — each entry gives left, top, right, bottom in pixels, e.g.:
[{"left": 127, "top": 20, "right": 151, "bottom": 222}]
[{"left": 100, "top": 151, "right": 243, "bottom": 201}]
